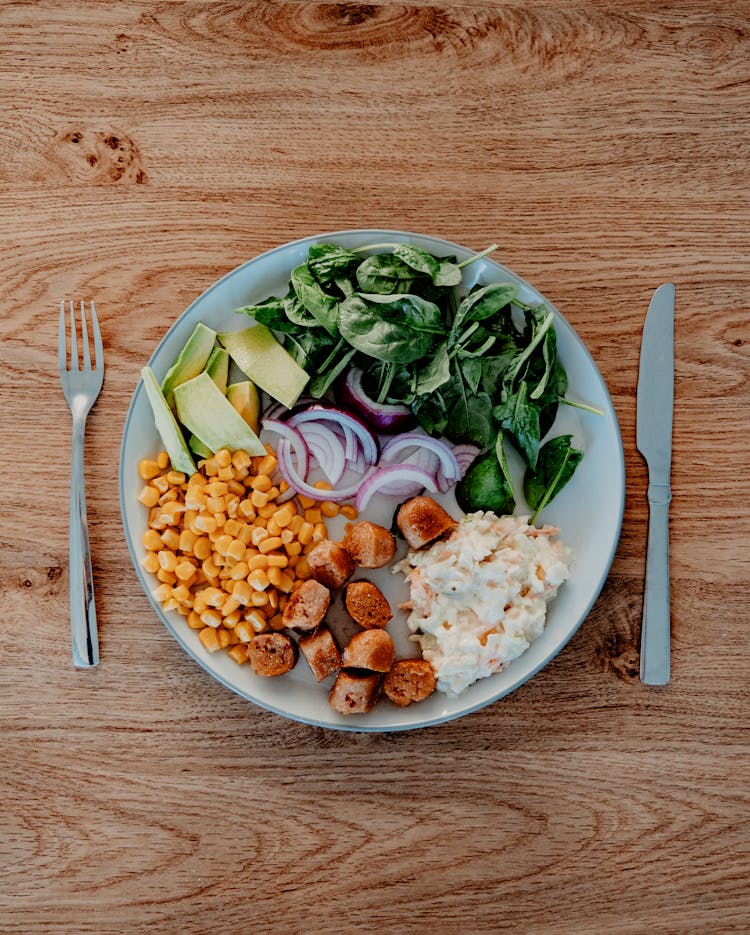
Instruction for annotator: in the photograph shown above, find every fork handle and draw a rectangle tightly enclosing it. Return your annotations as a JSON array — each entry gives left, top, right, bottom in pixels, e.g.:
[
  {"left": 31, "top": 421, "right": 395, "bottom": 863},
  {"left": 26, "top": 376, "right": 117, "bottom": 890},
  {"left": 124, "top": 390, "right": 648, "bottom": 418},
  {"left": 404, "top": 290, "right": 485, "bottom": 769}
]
[{"left": 69, "top": 413, "right": 100, "bottom": 667}]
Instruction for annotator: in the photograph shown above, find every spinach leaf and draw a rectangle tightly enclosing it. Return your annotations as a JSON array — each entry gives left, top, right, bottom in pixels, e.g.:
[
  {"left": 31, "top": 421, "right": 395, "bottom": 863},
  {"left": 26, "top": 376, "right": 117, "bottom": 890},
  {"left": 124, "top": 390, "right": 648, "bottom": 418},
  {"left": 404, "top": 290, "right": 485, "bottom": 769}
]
[
  {"left": 355, "top": 254, "right": 421, "bottom": 294},
  {"left": 414, "top": 342, "right": 451, "bottom": 395},
  {"left": 338, "top": 294, "right": 443, "bottom": 364},
  {"left": 290, "top": 264, "right": 339, "bottom": 335},
  {"left": 309, "top": 345, "right": 357, "bottom": 397},
  {"left": 494, "top": 382, "right": 541, "bottom": 469},
  {"left": 393, "top": 244, "right": 462, "bottom": 287},
  {"left": 495, "top": 430, "right": 516, "bottom": 503},
  {"left": 283, "top": 292, "right": 320, "bottom": 328},
  {"left": 453, "top": 282, "right": 517, "bottom": 334},
  {"left": 455, "top": 449, "right": 515, "bottom": 515},
  {"left": 237, "top": 296, "right": 305, "bottom": 334},
  {"left": 524, "top": 434, "right": 583, "bottom": 521},
  {"left": 460, "top": 356, "right": 483, "bottom": 395},
  {"left": 307, "top": 243, "right": 359, "bottom": 283}
]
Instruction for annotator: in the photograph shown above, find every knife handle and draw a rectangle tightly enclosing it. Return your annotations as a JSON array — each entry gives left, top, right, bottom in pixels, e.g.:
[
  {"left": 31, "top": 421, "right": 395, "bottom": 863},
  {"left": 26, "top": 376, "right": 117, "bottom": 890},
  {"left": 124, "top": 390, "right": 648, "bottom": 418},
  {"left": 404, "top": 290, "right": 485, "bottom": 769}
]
[{"left": 640, "top": 483, "right": 671, "bottom": 685}]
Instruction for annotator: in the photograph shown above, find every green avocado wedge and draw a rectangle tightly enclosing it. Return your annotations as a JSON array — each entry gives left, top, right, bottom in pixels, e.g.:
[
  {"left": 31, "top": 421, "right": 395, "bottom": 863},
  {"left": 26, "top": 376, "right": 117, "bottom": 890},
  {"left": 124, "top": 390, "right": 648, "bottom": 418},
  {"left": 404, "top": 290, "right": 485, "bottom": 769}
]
[
  {"left": 173, "top": 371, "right": 266, "bottom": 456},
  {"left": 204, "top": 346, "right": 229, "bottom": 394},
  {"left": 140, "top": 367, "right": 197, "bottom": 476},
  {"left": 160, "top": 322, "right": 217, "bottom": 407},
  {"left": 218, "top": 325, "right": 309, "bottom": 409}
]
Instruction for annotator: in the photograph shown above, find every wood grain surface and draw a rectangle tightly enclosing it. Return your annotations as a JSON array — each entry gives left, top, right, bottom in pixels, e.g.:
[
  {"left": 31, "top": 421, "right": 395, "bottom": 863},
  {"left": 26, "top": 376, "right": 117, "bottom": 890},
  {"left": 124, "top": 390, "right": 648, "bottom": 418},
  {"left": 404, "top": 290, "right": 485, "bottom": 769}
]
[{"left": 1, "top": 1, "right": 748, "bottom": 932}]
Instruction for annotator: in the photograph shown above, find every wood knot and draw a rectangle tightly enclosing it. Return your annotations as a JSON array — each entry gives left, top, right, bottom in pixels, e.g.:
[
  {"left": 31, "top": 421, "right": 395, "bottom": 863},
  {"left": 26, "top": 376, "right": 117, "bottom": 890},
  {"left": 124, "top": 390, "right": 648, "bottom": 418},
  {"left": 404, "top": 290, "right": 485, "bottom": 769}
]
[
  {"left": 589, "top": 575, "right": 642, "bottom": 683},
  {"left": 52, "top": 129, "right": 149, "bottom": 185}
]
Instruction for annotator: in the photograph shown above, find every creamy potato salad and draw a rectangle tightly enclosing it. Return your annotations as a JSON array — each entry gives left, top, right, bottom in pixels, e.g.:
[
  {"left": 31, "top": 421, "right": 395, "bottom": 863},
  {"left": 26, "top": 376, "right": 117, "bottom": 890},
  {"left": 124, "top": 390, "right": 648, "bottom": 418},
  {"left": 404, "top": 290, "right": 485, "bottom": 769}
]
[{"left": 394, "top": 512, "right": 570, "bottom": 695}]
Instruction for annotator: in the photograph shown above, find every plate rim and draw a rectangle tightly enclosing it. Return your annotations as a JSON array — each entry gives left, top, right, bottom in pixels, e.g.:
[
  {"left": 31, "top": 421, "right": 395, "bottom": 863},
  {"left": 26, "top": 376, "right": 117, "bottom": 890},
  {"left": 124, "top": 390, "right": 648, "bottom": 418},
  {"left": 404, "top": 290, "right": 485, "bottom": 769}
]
[{"left": 118, "top": 228, "right": 626, "bottom": 732}]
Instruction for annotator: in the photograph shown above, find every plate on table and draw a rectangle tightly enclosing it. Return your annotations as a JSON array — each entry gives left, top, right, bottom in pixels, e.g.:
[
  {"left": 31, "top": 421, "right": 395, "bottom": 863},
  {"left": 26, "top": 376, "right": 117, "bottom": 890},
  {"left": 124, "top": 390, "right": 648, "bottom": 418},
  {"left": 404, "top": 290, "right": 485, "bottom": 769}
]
[{"left": 119, "top": 229, "right": 625, "bottom": 732}]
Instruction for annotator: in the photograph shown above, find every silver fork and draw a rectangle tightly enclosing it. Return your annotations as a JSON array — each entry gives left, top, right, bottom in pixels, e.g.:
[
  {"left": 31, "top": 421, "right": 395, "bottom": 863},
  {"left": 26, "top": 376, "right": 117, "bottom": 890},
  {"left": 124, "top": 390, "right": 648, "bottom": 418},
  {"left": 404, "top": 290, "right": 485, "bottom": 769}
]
[{"left": 58, "top": 300, "right": 104, "bottom": 667}]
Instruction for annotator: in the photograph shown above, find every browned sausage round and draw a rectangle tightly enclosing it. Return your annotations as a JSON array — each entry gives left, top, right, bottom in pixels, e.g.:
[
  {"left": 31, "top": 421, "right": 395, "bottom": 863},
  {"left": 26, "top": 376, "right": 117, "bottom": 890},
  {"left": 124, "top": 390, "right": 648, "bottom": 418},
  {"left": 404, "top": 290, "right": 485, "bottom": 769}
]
[
  {"left": 344, "top": 579, "right": 393, "bottom": 629},
  {"left": 341, "top": 629, "right": 395, "bottom": 673},
  {"left": 307, "top": 539, "right": 356, "bottom": 590},
  {"left": 281, "top": 579, "right": 331, "bottom": 632},
  {"left": 298, "top": 625, "right": 342, "bottom": 682},
  {"left": 246, "top": 632, "right": 298, "bottom": 677},
  {"left": 342, "top": 521, "right": 396, "bottom": 568},
  {"left": 396, "top": 496, "right": 457, "bottom": 550},
  {"left": 383, "top": 659, "right": 436, "bottom": 706},
  {"left": 329, "top": 669, "right": 382, "bottom": 715}
]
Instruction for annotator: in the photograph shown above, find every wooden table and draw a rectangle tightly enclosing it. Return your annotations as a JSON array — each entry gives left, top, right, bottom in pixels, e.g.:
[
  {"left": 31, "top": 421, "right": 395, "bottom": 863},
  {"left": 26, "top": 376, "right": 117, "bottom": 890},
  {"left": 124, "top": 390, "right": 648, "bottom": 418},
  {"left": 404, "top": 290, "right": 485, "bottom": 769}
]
[{"left": 2, "top": 2, "right": 748, "bottom": 932}]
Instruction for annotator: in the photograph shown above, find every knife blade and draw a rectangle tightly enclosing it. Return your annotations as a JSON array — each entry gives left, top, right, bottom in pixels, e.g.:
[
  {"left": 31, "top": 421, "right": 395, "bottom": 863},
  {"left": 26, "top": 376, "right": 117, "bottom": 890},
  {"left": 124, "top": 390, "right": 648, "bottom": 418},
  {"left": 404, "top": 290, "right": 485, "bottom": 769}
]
[{"left": 636, "top": 283, "right": 675, "bottom": 685}]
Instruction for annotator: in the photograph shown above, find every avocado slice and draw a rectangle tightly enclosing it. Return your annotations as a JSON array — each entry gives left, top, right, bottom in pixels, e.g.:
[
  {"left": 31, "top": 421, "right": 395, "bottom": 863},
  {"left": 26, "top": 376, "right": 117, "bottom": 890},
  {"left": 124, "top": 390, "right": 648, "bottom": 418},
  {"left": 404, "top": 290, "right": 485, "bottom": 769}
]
[
  {"left": 226, "top": 381, "right": 261, "bottom": 434},
  {"left": 173, "top": 372, "right": 266, "bottom": 456},
  {"left": 204, "top": 346, "right": 229, "bottom": 395},
  {"left": 161, "top": 322, "right": 217, "bottom": 407},
  {"left": 218, "top": 325, "right": 309, "bottom": 410},
  {"left": 140, "top": 367, "right": 197, "bottom": 476},
  {"left": 188, "top": 433, "right": 212, "bottom": 460}
]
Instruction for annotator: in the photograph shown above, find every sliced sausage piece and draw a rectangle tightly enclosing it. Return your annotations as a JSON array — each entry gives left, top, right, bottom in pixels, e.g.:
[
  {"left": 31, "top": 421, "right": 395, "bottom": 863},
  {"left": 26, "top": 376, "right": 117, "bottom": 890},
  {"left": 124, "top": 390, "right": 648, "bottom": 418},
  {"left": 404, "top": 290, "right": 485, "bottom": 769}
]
[
  {"left": 383, "top": 659, "right": 437, "bottom": 706},
  {"left": 329, "top": 669, "right": 382, "bottom": 715},
  {"left": 342, "top": 629, "right": 395, "bottom": 673},
  {"left": 307, "top": 539, "right": 356, "bottom": 590},
  {"left": 246, "top": 632, "right": 298, "bottom": 677},
  {"left": 342, "top": 521, "right": 396, "bottom": 568},
  {"left": 344, "top": 579, "right": 393, "bottom": 630},
  {"left": 281, "top": 579, "right": 331, "bottom": 632},
  {"left": 298, "top": 625, "right": 342, "bottom": 682},
  {"left": 396, "top": 496, "right": 457, "bottom": 550}
]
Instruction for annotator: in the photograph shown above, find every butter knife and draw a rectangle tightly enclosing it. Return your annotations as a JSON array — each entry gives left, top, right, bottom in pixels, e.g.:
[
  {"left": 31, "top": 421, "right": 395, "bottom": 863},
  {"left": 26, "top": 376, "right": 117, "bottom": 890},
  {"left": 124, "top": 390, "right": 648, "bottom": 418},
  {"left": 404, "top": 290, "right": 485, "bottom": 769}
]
[{"left": 636, "top": 283, "right": 675, "bottom": 685}]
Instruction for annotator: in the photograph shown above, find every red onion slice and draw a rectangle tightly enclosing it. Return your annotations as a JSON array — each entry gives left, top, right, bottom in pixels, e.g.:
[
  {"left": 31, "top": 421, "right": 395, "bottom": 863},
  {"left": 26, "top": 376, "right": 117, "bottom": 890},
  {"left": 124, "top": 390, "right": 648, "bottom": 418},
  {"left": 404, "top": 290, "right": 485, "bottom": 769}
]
[
  {"left": 354, "top": 464, "right": 439, "bottom": 513},
  {"left": 380, "top": 432, "right": 461, "bottom": 483},
  {"left": 276, "top": 439, "right": 365, "bottom": 502},
  {"left": 295, "top": 422, "right": 347, "bottom": 486},
  {"left": 451, "top": 444, "right": 481, "bottom": 476},
  {"left": 341, "top": 367, "right": 415, "bottom": 433},
  {"left": 288, "top": 406, "right": 379, "bottom": 465},
  {"left": 261, "top": 419, "right": 310, "bottom": 479}
]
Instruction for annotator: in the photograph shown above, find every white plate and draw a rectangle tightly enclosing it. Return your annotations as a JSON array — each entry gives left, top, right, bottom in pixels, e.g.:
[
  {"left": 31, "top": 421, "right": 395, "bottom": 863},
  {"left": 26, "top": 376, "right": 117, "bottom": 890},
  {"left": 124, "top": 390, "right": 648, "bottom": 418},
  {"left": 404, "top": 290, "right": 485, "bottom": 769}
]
[{"left": 119, "top": 230, "right": 625, "bottom": 732}]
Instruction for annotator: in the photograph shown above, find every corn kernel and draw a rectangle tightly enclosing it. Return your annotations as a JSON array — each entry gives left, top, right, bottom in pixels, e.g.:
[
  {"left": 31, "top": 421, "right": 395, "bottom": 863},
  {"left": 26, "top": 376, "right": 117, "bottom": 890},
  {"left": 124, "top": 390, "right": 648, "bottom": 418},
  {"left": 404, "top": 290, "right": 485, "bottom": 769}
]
[
  {"left": 258, "top": 455, "right": 277, "bottom": 475},
  {"left": 172, "top": 583, "right": 191, "bottom": 604},
  {"left": 340, "top": 504, "right": 358, "bottom": 520},
  {"left": 246, "top": 609, "right": 267, "bottom": 633},
  {"left": 266, "top": 517, "right": 282, "bottom": 537},
  {"left": 167, "top": 470, "right": 186, "bottom": 486},
  {"left": 267, "top": 589, "right": 279, "bottom": 610},
  {"left": 141, "top": 552, "right": 160, "bottom": 574},
  {"left": 257, "top": 503, "right": 276, "bottom": 519},
  {"left": 214, "top": 534, "right": 233, "bottom": 557},
  {"left": 206, "top": 496, "right": 225, "bottom": 513},
  {"left": 228, "top": 645, "right": 248, "bottom": 664},
  {"left": 162, "top": 595, "right": 179, "bottom": 612},
  {"left": 258, "top": 536, "right": 283, "bottom": 554},
  {"left": 194, "top": 514, "right": 217, "bottom": 534},
  {"left": 312, "top": 523, "right": 327, "bottom": 543},
  {"left": 177, "top": 529, "right": 196, "bottom": 553},
  {"left": 235, "top": 621, "right": 253, "bottom": 642},
  {"left": 222, "top": 518, "right": 241, "bottom": 538},
  {"left": 142, "top": 529, "right": 163, "bottom": 551},
  {"left": 295, "top": 557, "right": 311, "bottom": 579},
  {"left": 273, "top": 504, "right": 296, "bottom": 527},
  {"left": 276, "top": 571, "right": 294, "bottom": 593},
  {"left": 214, "top": 512, "right": 226, "bottom": 528},
  {"left": 321, "top": 501, "right": 339, "bottom": 518},
  {"left": 251, "top": 488, "right": 269, "bottom": 508},
  {"left": 267, "top": 554, "right": 288, "bottom": 568},
  {"left": 186, "top": 610, "right": 203, "bottom": 630},
  {"left": 227, "top": 479, "right": 245, "bottom": 497},
  {"left": 247, "top": 568, "right": 270, "bottom": 592},
  {"left": 158, "top": 550, "right": 178, "bottom": 572},
  {"left": 138, "top": 485, "right": 160, "bottom": 508},
  {"left": 289, "top": 514, "right": 304, "bottom": 534},
  {"left": 217, "top": 628, "right": 231, "bottom": 649},
  {"left": 250, "top": 590, "right": 269, "bottom": 607},
  {"left": 297, "top": 522, "right": 314, "bottom": 545},
  {"left": 280, "top": 529, "right": 294, "bottom": 544},
  {"left": 304, "top": 508, "right": 322, "bottom": 524},
  {"left": 297, "top": 494, "right": 315, "bottom": 509},
  {"left": 223, "top": 610, "right": 241, "bottom": 629},
  {"left": 215, "top": 449, "right": 231, "bottom": 468},
  {"left": 232, "top": 450, "right": 252, "bottom": 471},
  {"left": 138, "top": 458, "right": 161, "bottom": 480},
  {"left": 238, "top": 499, "right": 256, "bottom": 520},
  {"left": 158, "top": 489, "right": 178, "bottom": 506},
  {"left": 230, "top": 560, "right": 250, "bottom": 581},
  {"left": 151, "top": 474, "right": 169, "bottom": 494},
  {"left": 202, "top": 557, "right": 220, "bottom": 579},
  {"left": 250, "top": 526, "right": 269, "bottom": 546},
  {"left": 222, "top": 594, "right": 241, "bottom": 617},
  {"left": 157, "top": 451, "right": 170, "bottom": 469},
  {"left": 193, "top": 536, "right": 212, "bottom": 560},
  {"left": 267, "top": 613, "right": 286, "bottom": 631},
  {"left": 227, "top": 539, "right": 246, "bottom": 562},
  {"left": 175, "top": 560, "right": 197, "bottom": 582},
  {"left": 247, "top": 553, "right": 269, "bottom": 571},
  {"left": 188, "top": 471, "right": 206, "bottom": 486},
  {"left": 200, "top": 609, "right": 222, "bottom": 628},
  {"left": 152, "top": 583, "right": 173, "bottom": 603},
  {"left": 237, "top": 523, "right": 254, "bottom": 546},
  {"left": 250, "top": 474, "right": 271, "bottom": 493},
  {"left": 218, "top": 466, "right": 234, "bottom": 482},
  {"left": 199, "top": 627, "right": 221, "bottom": 652},
  {"left": 232, "top": 579, "right": 254, "bottom": 605}
]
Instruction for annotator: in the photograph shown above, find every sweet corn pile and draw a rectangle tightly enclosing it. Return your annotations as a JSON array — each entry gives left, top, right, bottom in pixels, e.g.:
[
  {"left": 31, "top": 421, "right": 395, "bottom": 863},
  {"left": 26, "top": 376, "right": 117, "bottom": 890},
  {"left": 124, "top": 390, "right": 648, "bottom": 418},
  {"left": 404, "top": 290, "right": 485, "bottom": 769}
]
[{"left": 137, "top": 446, "right": 357, "bottom": 665}]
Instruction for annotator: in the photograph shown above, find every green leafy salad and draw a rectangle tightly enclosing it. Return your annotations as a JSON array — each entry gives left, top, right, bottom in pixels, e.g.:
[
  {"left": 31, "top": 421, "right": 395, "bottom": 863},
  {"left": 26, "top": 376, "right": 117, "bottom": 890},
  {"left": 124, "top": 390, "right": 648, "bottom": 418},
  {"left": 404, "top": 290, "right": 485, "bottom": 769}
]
[{"left": 237, "top": 241, "right": 593, "bottom": 520}]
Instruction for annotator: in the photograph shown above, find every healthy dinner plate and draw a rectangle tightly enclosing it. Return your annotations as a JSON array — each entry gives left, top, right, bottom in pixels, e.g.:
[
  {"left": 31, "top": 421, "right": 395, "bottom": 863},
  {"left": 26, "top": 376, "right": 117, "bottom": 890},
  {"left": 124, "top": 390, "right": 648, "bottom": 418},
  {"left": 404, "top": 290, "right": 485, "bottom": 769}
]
[{"left": 119, "top": 229, "right": 625, "bottom": 732}]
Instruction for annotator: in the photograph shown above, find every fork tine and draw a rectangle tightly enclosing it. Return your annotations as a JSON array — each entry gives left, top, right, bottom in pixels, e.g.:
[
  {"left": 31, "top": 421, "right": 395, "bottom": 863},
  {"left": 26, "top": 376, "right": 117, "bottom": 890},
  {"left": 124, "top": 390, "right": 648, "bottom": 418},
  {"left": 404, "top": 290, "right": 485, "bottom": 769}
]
[
  {"left": 90, "top": 300, "right": 104, "bottom": 372},
  {"left": 80, "top": 300, "right": 92, "bottom": 370},
  {"left": 69, "top": 300, "right": 79, "bottom": 370},
  {"left": 58, "top": 300, "right": 67, "bottom": 371}
]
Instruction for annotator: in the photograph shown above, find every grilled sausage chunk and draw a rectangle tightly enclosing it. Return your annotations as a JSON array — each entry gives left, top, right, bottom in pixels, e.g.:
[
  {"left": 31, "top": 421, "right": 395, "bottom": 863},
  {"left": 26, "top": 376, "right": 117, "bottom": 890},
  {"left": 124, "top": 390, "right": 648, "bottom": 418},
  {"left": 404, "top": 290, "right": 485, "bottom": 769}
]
[
  {"left": 342, "top": 521, "right": 396, "bottom": 568},
  {"left": 298, "top": 625, "right": 342, "bottom": 682},
  {"left": 247, "top": 632, "right": 298, "bottom": 677},
  {"left": 344, "top": 579, "right": 393, "bottom": 630},
  {"left": 383, "top": 659, "right": 437, "bottom": 706},
  {"left": 342, "top": 629, "right": 395, "bottom": 673},
  {"left": 396, "top": 496, "right": 457, "bottom": 550},
  {"left": 281, "top": 579, "right": 331, "bottom": 632},
  {"left": 329, "top": 669, "right": 382, "bottom": 715},
  {"left": 307, "top": 539, "right": 356, "bottom": 590}
]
